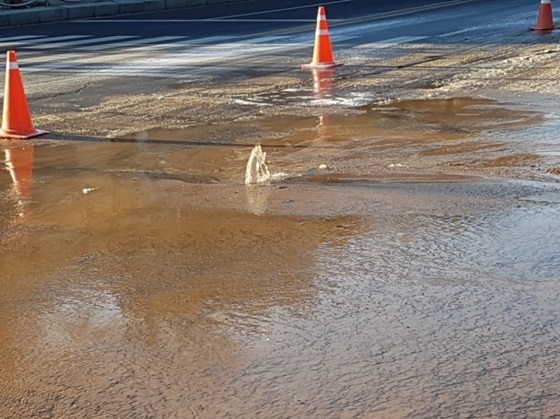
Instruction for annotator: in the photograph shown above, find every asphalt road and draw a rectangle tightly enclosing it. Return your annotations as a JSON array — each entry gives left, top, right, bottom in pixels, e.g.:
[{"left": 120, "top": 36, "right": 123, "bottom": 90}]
[
  {"left": 0, "top": 0, "right": 542, "bottom": 54},
  {"left": 0, "top": 0, "right": 544, "bottom": 91},
  {"left": 3, "top": 1, "right": 560, "bottom": 417}
]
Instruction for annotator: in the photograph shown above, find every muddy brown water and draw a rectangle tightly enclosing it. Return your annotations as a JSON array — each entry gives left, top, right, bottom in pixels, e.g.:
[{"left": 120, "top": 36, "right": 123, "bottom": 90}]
[{"left": 2, "top": 98, "right": 560, "bottom": 418}]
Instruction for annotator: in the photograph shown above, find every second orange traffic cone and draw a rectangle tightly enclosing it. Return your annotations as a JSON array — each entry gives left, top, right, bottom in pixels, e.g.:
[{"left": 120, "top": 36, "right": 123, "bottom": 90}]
[
  {"left": 302, "top": 7, "right": 342, "bottom": 69},
  {"left": 533, "top": 0, "right": 555, "bottom": 30},
  {"left": 0, "top": 50, "right": 47, "bottom": 139}
]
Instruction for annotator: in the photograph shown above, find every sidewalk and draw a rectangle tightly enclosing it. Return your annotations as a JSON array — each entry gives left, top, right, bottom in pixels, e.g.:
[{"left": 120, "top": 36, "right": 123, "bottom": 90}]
[{"left": 0, "top": 0, "right": 250, "bottom": 28}]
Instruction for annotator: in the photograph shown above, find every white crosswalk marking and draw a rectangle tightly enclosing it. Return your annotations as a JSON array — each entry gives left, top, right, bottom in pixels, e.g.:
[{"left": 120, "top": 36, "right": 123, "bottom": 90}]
[
  {"left": 82, "top": 36, "right": 189, "bottom": 51},
  {"left": 29, "top": 36, "right": 138, "bottom": 50},
  {"left": 0, "top": 35, "right": 44, "bottom": 42},
  {"left": 354, "top": 36, "right": 428, "bottom": 49},
  {"left": 21, "top": 35, "right": 90, "bottom": 43},
  {"left": 230, "top": 36, "right": 288, "bottom": 44},
  {"left": 118, "top": 36, "right": 235, "bottom": 52},
  {"left": 5, "top": 32, "right": 433, "bottom": 78},
  {"left": 437, "top": 28, "right": 473, "bottom": 37},
  {"left": 0, "top": 35, "right": 90, "bottom": 49}
]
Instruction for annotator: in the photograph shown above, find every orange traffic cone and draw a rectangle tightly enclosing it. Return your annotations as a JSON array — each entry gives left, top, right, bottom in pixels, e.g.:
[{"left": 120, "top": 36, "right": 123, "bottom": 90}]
[
  {"left": 302, "top": 7, "right": 342, "bottom": 69},
  {"left": 533, "top": 0, "right": 555, "bottom": 30},
  {"left": 0, "top": 50, "right": 47, "bottom": 139}
]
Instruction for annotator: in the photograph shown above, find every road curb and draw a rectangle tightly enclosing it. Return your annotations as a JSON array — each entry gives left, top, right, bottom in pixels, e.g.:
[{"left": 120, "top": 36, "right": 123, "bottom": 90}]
[{"left": 0, "top": 0, "right": 252, "bottom": 27}]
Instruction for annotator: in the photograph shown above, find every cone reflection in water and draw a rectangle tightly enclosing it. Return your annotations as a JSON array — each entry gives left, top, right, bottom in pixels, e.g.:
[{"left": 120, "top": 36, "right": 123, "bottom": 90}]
[
  {"left": 312, "top": 69, "right": 334, "bottom": 97},
  {"left": 315, "top": 114, "right": 329, "bottom": 142},
  {"left": 0, "top": 50, "right": 47, "bottom": 139},
  {"left": 4, "top": 146, "right": 34, "bottom": 217},
  {"left": 533, "top": 0, "right": 555, "bottom": 30},
  {"left": 302, "top": 7, "right": 342, "bottom": 69},
  {"left": 5, "top": 146, "right": 34, "bottom": 200}
]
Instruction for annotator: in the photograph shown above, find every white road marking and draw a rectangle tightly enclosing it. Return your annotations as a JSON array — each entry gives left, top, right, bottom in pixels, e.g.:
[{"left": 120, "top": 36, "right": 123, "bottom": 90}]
[
  {"left": 437, "top": 28, "right": 474, "bottom": 37},
  {"left": 0, "top": 35, "right": 91, "bottom": 48},
  {"left": 20, "top": 41, "right": 302, "bottom": 73},
  {"left": 215, "top": 36, "right": 288, "bottom": 45},
  {"left": 211, "top": 0, "right": 353, "bottom": 19},
  {"left": 14, "top": 35, "right": 90, "bottom": 43},
  {"left": 354, "top": 36, "right": 428, "bottom": 48},
  {"left": 125, "top": 36, "right": 235, "bottom": 51},
  {"left": 158, "top": 35, "right": 234, "bottom": 46},
  {"left": 75, "top": 0, "right": 354, "bottom": 23},
  {"left": 13, "top": 31, "right": 358, "bottom": 77},
  {"left": 13, "top": 36, "right": 237, "bottom": 66},
  {"left": 25, "top": 36, "right": 138, "bottom": 50},
  {"left": 76, "top": 19, "right": 340, "bottom": 23},
  {"left": 0, "top": 35, "right": 44, "bottom": 42},
  {"left": 82, "top": 36, "right": 189, "bottom": 51},
  {"left": 330, "top": 35, "right": 358, "bottom": 42}
]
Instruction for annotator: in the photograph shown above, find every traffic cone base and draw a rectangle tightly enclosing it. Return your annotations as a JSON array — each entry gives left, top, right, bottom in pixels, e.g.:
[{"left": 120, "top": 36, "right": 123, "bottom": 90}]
[
  {"left": 0, "top": 128, "right": 47, "bottom": 139},
  {"left": 303, "top": 7, "right": 342, "bottom": 69},
  {"left": 532, "top": 0, "right": 555, "bottom": 30},
  {"left": 302, "top": 62, "right": 343, "bottom": 69},
  {"left": 1, "top": 50, "right": 47, "bottom": 140},
  {"left": 532, "top": 24, "right": 556, "bottom": 31}
]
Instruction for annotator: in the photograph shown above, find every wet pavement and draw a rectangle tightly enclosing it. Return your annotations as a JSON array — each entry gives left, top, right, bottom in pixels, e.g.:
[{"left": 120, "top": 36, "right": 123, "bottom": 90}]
[{"left": 2, "top": 98, "right": 560, "bottom": 417}]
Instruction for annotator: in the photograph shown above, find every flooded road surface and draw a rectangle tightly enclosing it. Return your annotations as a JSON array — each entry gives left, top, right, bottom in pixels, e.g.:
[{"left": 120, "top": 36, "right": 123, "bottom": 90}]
[{"left": 2, "top": 98, "right": 560, "bottom": 418}]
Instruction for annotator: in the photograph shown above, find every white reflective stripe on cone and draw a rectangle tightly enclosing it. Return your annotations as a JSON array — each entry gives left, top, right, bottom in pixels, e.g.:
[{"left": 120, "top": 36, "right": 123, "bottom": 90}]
[
  {"left": 316, "top": 30, "right": 330, "bottom": 36},
  {"left": 7, "top": 62, "right": 18, "bottom": 70},
  {"left": 542, "top": 0, "right": 551, "bottom": 4}
]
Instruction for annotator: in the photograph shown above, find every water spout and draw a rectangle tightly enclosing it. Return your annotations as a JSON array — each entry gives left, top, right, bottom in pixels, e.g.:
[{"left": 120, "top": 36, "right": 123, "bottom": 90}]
[{"left": 245, "top": 145, "right": 271, "bottom": 185}]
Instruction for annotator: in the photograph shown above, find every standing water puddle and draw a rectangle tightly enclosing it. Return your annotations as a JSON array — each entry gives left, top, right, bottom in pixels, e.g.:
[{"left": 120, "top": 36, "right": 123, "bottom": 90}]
[
  {"left": 60, "top": 97, "right": 546, "bottom": 186},
  {"left": 1, "top": 97, "right": 560, "bottom": 417}
]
